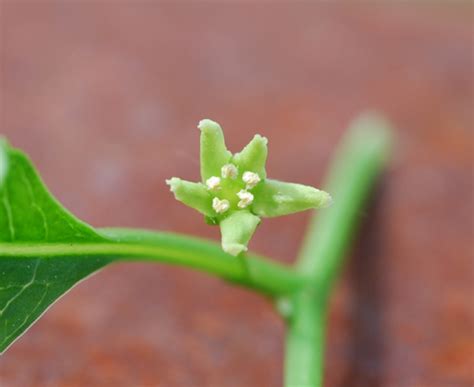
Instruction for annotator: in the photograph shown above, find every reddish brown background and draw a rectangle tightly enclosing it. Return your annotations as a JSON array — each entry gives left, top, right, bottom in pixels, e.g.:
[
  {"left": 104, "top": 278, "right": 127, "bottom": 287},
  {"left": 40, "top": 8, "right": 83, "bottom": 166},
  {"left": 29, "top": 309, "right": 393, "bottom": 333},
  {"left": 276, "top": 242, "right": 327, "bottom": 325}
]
[{"left": 0, "top": 2, "right": 473, "bottom": 387}]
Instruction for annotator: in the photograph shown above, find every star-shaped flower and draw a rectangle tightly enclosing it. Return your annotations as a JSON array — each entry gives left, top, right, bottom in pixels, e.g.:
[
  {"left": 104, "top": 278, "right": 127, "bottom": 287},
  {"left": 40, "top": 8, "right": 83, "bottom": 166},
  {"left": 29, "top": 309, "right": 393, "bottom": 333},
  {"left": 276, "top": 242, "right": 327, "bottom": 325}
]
[{"left": 166, "top": 119, "right": 332, "bottom": 256}]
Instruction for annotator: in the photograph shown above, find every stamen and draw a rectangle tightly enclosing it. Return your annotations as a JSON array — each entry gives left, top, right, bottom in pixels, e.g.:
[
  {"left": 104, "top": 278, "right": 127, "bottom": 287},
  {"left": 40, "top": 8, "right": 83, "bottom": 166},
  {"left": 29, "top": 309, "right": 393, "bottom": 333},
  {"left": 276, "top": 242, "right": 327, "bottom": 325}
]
[
  {"left": 206, "top": 176, "right": 221, "bottom": 191},
  {"left": 242, "top": 171, "right": 261, "bottom": 189},
  {"left": 237, "top": 190, "right": 254, "bottom": 208},
  {"left": 221, "top": 164, "right": 238, "bottom": 180},
  {"left": 212, "top": 197, "right": 230, "bottom": 214}
]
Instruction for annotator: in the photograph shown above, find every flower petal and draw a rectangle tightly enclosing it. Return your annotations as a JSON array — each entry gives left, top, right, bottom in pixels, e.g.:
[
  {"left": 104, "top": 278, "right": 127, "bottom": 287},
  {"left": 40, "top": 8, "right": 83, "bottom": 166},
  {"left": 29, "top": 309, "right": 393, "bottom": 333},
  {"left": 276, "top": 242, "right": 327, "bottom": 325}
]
[
  {"left": 252, "top": 179, "right": 332, "bottom": 217},
  {"left": 166, "top": 177, "right": 214, "bottom": 216},
  {"left": 198, "top": 119, "right": 232, "bottom": 181},
  {"left": 219, "top": 210, "right": 261, "bottom": 256},
  {"left": 232, "top": 134, "right": 268, "bottom": 179}
]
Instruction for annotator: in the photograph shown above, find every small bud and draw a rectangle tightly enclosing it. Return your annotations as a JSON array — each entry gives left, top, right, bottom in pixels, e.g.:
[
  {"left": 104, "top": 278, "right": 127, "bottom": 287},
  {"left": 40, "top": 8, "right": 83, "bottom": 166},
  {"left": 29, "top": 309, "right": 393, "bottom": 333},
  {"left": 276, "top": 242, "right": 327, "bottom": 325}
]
[
  {"left": 221, "top": 163, "right": 238, "bottom": 180},
  {"left": 212, "top": 197, "right": 230, "bottom": 214},
  {"left": 206, "top": 176, "right": 221, "bottom": 191},
  {"left": 237, "top": 190, "right": 254, "bottom": 209},
  {"left": 275, "top": 297, "right": 294, "bottom": 319},
  {"left": 242, "top": 171, "right": 261, "bottom": 189}
]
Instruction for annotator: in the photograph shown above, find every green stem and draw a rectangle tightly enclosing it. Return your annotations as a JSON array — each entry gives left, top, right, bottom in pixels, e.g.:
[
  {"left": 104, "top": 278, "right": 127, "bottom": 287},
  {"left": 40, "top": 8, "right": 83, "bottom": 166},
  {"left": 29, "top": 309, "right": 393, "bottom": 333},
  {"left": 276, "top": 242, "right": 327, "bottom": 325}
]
[
  {"left": 284, "top": 292, "right": 327, "bottom": 387},
  {"left": 107, "top": 229, "right": 307, "bottom": 295},
  {"left": 284, "top": 114, "right": 393, "bottom": 386},
  {"left": 0, "top": 229, "right": 306, "bottom": 296}
]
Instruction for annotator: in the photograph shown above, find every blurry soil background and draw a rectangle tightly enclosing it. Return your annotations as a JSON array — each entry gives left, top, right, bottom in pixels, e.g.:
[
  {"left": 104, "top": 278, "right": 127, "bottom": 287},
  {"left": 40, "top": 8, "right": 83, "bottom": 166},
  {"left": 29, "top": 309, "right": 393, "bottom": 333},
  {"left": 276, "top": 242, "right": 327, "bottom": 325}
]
[{"left": 0, "top": 2, "right": 472, "bottom": 387}]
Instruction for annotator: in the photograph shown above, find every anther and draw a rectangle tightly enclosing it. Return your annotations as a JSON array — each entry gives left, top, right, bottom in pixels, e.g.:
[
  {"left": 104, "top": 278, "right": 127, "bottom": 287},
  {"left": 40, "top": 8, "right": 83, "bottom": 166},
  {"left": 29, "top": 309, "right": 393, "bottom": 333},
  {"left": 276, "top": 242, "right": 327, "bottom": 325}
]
[
  {"left": 206, "top": 176, "right": 221, "bottom": 191},
  {"left": 237, "top": 190, "right": 254, "bottom": 208},
  {"left": 212, "top": 197, "right": 230, "bottom": 214},
  {"left": 221, "top": 164, "right": 238, "bottom": 180},
  {"left": 242, "top": 171, "right": 261, "bottom": 189}
]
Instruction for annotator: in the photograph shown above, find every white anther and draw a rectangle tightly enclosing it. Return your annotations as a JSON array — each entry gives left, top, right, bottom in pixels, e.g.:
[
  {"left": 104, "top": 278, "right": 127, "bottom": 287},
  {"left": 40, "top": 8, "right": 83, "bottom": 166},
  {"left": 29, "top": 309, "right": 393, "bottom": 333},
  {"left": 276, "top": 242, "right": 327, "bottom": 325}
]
[
  {"left": 206, "top": 176, "right": 221, "bottom": 191},
  {"left": 237, "top": 190, "right": 254, "bottom": 209},
  {"left": 212, "top": 197, "right": 230, "bottom": 214},
  {"left": 221, "top": 164, "right": 238, "bottom": 180},
  {"left": 242, "top": 171, "right": 261, "bottom": 189}
]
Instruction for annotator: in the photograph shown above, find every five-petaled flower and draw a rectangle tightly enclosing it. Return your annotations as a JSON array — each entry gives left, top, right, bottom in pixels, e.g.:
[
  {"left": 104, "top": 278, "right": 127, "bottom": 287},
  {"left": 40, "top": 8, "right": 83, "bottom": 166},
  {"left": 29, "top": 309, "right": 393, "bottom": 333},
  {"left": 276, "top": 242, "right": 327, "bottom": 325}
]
[{"left": 166, "top": 119, "right": 332, "bottom": 256}]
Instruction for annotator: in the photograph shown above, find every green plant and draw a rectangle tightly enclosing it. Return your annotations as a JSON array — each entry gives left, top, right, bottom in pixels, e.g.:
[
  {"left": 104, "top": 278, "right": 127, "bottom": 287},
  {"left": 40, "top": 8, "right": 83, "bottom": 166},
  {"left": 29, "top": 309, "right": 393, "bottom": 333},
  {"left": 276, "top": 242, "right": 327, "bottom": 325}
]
[{"left": 0, "top": 115, "right": 391, "bottom": 386}]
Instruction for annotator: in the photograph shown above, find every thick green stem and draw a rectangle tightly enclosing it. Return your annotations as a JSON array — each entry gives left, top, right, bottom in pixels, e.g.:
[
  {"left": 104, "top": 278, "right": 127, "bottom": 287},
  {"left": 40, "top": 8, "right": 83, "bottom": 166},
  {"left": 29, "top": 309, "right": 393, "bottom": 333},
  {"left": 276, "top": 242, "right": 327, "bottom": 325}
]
[{"left": 284, "top": 114, "right": 393, "bottom": 386}]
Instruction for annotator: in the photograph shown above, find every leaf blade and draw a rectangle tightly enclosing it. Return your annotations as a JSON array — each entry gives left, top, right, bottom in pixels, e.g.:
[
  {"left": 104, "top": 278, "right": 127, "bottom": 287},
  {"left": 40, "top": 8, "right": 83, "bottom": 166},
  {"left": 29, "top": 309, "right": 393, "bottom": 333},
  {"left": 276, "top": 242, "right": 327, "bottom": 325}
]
[{"left": 0, "top": 141, "right": 111, "bottom": 352}]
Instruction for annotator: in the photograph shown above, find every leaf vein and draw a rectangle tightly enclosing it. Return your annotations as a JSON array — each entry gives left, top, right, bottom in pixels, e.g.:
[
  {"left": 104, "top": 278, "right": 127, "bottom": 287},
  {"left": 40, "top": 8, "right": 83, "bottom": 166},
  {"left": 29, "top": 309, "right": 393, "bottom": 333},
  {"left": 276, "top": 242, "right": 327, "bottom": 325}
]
[
  {"left": 0, "top": 259, "right": 40, "bottom": 316},
  {"left": 1, "top": 283, "right": 49, "bottom": 346}
]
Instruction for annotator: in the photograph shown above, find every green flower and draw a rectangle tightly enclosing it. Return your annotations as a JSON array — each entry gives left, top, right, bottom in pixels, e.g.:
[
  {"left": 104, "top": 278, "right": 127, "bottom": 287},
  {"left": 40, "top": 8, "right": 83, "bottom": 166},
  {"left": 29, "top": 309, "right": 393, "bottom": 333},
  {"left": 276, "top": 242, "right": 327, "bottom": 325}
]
[{"left": 166, "top": 119, "right": 332, "bottom": 256}]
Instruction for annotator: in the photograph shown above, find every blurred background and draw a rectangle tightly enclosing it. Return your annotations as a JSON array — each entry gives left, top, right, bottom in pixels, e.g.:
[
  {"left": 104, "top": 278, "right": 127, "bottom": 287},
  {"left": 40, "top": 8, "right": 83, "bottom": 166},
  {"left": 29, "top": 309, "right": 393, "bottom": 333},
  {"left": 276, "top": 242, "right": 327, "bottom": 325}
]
[{"left": 0, "top": 2, "right": 472, "bottom": 386}]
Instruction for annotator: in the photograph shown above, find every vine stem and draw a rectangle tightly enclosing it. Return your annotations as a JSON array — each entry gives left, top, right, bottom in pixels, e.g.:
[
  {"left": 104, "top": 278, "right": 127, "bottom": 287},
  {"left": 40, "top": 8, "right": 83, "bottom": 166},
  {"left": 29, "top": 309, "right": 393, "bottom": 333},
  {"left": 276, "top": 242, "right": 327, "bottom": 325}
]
[
  {"left": 0, "top": 229, "right": 306, "bottom": 296},
  {"left": 284, "top": 115, "right": 393, "bottom": 386}
]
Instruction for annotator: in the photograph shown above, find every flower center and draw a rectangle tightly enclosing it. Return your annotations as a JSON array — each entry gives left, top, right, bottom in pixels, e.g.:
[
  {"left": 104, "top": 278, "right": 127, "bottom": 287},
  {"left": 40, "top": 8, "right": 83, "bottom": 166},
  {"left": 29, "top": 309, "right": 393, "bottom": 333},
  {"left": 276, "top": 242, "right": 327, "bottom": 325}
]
[{"left": 207, "top": 164, "right": 261, "bottom": 214}]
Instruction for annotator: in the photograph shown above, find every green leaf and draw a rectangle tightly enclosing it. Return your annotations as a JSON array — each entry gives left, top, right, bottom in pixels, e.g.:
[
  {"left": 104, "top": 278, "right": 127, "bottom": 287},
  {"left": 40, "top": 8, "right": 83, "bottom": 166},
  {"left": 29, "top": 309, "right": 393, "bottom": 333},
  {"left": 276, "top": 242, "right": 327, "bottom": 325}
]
[{"left": 0, "top": 139, "right": 112, "bottom": 353}]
